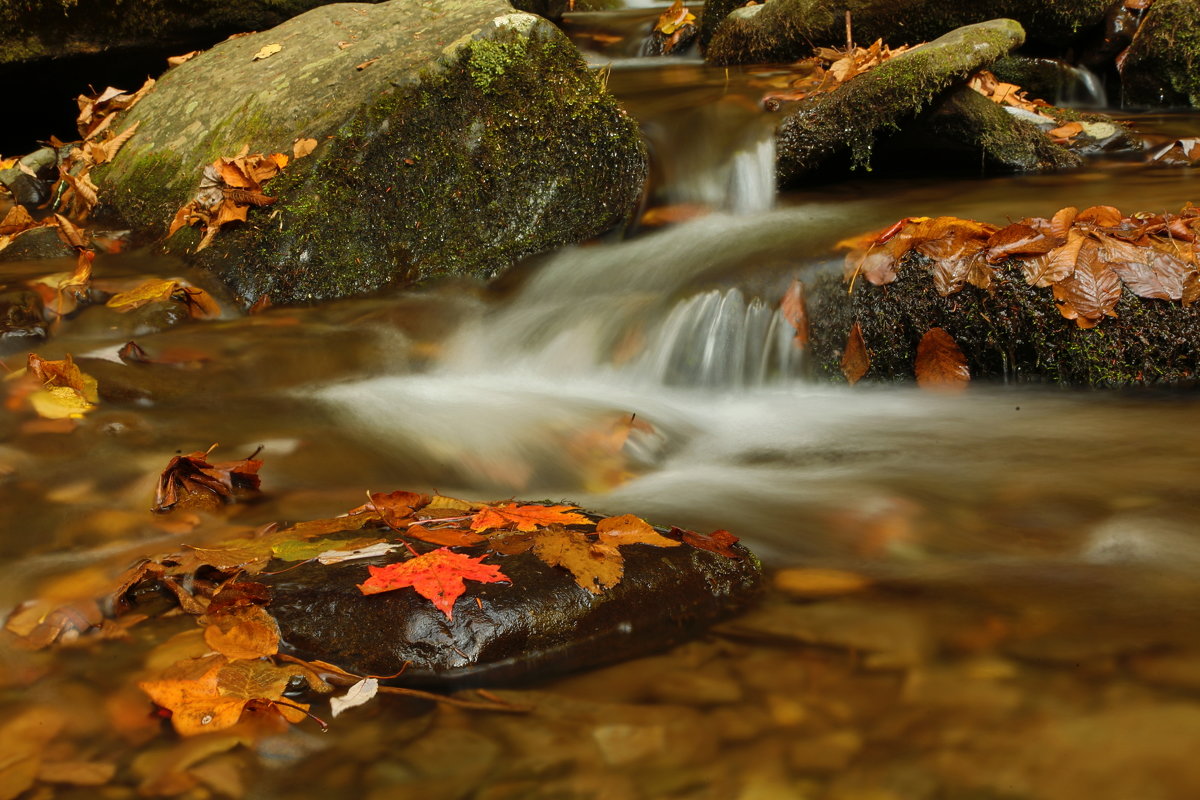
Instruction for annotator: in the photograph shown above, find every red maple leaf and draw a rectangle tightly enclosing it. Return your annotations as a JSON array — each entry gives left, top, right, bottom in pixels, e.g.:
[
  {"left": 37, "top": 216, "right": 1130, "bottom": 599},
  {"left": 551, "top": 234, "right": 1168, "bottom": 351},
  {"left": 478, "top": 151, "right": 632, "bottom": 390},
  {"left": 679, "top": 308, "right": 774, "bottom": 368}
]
[{"left": 357, "top": 548, "right": 508, "bottom": 619}]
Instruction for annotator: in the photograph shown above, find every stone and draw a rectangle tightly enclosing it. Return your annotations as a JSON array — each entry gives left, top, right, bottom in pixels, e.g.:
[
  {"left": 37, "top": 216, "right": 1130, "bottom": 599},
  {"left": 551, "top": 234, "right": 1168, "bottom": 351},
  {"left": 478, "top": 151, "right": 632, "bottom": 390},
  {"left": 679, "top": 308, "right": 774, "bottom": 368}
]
[
  {"left": 259, "top": 526, "right": 762, "bottom": 685},
  {"left": 1120, "top": 0, "right": 1200, "bottom": 109},
  {"left": 703, "top": 0, "right": 1111, "bottom": 66},
  {"left": 775, "top": 20, "right": 1026, "bottom": 183},
  {"left": 96, "top": 0, "right": 647, "bottom": 306}
]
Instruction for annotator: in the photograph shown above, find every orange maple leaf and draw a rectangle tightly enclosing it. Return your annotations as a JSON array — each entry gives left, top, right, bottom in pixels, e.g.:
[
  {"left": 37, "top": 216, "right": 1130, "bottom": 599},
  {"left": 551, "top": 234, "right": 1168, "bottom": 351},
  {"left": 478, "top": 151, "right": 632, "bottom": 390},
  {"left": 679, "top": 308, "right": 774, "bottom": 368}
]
[
  {"left": 357, "top": 548, "right": 509, "bottom": 619},
  {"left": 469, "top": 502, "right": 590, "bottom": 533}
]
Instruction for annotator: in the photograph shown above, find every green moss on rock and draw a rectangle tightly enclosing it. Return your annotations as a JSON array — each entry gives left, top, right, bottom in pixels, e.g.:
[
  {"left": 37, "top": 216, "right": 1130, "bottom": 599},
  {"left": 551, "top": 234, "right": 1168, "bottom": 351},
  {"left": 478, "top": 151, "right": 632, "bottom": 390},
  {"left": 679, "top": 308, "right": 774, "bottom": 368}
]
[
  {"left": 1120, "top": 0, "right": 1200, "bottom": 108},
  {"left": 775, "top": 19, "right": 1026, "bottom": 183},
  {"left": 96, "top": 1, "right": 647, "bottom": 305},
  {"left": 705, "top": 0, "right": 1110, "bottom": 66}
]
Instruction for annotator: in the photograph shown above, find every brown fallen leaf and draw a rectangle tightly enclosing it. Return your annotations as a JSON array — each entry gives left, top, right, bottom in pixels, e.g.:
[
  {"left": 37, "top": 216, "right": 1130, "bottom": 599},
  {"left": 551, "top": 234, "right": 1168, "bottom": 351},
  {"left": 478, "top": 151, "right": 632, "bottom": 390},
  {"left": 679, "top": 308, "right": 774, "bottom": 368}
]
[
  {"left": 779, "top": 278, "right": 809, "bottom": 347},
  {"left": 915, "top": 328, "right": 970, "bottom": 391},
  {"left": 153, "top": 445, "right": 263, "bottom": 513},
  {"left": 202, "top": 605, "right": 280, "bottom": 661},
  {"left": 840, "top": 321, "right": 869, "bottom": 384},
  {"left": 292, "top": 137, "right": 318, "bottom": 159},
  {"left": 670, "top": 526, "right": 743, "bottom": 558}
]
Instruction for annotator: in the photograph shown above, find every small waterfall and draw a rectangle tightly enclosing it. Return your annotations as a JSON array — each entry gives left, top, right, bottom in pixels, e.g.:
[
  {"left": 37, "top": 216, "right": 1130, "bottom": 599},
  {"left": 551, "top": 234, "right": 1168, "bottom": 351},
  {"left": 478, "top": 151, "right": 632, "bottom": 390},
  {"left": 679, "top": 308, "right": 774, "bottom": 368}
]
[
  {"left": 1058, "top": 63, "right": 1105, "bottom": 108},
  {"left": 629, "top": 288, "right": 803, "bottom": 387},
  {"left": 652, "top": 106, "right": 777, "bottom": 214}
]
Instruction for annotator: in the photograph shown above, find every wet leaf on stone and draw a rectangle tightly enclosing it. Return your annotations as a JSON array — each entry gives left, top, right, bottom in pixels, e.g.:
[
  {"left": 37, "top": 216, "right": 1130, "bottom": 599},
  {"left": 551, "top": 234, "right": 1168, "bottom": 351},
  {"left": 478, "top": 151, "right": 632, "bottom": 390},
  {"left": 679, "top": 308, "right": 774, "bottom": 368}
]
[
  {"left": 595, "top": 514, "right": 680, "bottom": 549},
  {"left": 531, "top": 525, "right": 623, "bottom": 594},
  {"left": 670, "top": 526, "right": 742, "bottom": 558},
  {"left": 469, "top": 502, "right": 590, "bottom": 533},
  {"left": 271, "top": 535, "right": 390, "bottom": 563},
  {"left": 357, "top": 547, "right": 509, "bottom": 619},
  {"left": 914, "top": 328, "right": 970, "bottom": 391},
  {"left": 368, "top": 490, "right": 430, "bottom": 529},
  {"left": 404, "top": 524, "right": 486, "bottom": 548},
  {"left": 1051, "top": 243, "right": 1123, "bottom": 327},
  {"left": 840, "top": 321, "right": 869, "bottom": 385},
  {"left": 985, "top": 222, "right": 1055, "bottom": 263}
]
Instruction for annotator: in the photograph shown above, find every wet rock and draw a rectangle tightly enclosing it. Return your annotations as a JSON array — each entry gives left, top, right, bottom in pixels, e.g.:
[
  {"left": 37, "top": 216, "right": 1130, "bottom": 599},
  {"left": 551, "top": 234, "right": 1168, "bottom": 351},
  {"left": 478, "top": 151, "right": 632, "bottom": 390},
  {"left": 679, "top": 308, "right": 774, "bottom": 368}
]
[
  {"left": 260, "top": 531, "right": 762, "bottom": 685},
  {"left": 0, "top": 148, "right": 58, "bottom": 207},
  {"left": 1120, "top": 0, "right": 1200, "bottom": 109},
  {"left": 0, "top": 227, "right": 75, "bottom": 262},
  {"left": 703, "top": 0, "right": 1111, "bottom": 66},
  {"left": 775, "top": 20, "right": 1026, "bottom": 183},
  {"left": 0, "top": 289, "right": 47, "bottom": 353},
  {"left": 98, "top": 0, "right": 647, "bottom": 306}
]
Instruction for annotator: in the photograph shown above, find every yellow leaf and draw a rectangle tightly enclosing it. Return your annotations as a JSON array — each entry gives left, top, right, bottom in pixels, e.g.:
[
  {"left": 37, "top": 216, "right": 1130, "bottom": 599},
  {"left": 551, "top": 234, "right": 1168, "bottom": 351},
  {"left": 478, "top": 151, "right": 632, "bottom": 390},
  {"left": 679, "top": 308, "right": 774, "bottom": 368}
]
[
  {"left": 106, "top": 278, "right": 181, "bottom": 312},
  {"left": 253, "top": 43, "right": 282, "bottom": 61},
  {"left": 29, "top": 386, "right": 95, "bottom": 419}
]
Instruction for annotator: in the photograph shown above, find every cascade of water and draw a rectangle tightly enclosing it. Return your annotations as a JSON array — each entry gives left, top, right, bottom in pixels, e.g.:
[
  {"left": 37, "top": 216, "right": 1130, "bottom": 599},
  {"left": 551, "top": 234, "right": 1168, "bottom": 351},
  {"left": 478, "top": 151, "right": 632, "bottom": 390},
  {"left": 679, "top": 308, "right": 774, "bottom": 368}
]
[{"left": 628, "top": 288, "right": 802, "bottom": 387}]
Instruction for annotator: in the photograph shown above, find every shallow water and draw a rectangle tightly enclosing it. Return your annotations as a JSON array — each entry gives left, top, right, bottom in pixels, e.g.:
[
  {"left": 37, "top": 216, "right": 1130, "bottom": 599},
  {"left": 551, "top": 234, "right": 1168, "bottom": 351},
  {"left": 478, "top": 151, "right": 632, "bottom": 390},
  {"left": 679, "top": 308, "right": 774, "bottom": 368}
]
[{"left": 4, "top": 13, "right": 1200, "bottom": 800}]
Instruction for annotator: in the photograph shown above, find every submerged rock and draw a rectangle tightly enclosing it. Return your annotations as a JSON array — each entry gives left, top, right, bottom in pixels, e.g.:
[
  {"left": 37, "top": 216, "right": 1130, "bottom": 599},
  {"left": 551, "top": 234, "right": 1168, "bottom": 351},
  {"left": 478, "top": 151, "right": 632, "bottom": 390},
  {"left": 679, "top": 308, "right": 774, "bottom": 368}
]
[
  {"left": 260, "top": 530, "right": 763, "bottom": 685},
  {"left": 98, "top": 0, "right": 646, "bottom": 306},
  {"left": 775, "top": 20, "right": 1026, "bottom": 183},
  {"left": 702, "top": 0, "right": 1111, "bottom": 65},
  {"left": 1120, "top": 0, "right": 1200, "bottom": 109}
]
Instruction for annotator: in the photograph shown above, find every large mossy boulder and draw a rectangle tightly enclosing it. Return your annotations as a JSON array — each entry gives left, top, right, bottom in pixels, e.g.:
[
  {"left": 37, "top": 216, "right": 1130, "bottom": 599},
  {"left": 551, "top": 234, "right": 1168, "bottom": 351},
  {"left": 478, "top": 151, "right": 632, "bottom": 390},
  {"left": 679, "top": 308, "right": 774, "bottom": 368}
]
[
  {"left": 1120, "top": 0, "right": 1200, "bottom": 109},
  {"left": 260, "top": 524, "right": 763, "bottom": 685},
  {"left": 0, "top": 0, "right": 377, "bottom": 66},
  {"left": 775, "top": 19, "right": 1026, "bottom": 183},
  {"left": 703, "top": 0, "right": 1111, "bottom": 66},
  {"left": 97, "top": 0, "right": 647, "bottom": 305}
]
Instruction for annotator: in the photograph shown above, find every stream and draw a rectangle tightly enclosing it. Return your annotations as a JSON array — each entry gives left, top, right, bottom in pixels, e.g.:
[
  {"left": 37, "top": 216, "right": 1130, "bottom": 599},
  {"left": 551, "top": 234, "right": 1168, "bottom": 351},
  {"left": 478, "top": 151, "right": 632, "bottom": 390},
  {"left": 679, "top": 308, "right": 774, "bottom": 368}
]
[{"left": 4, "top": 6, "right": 1200, "bottom": 800}]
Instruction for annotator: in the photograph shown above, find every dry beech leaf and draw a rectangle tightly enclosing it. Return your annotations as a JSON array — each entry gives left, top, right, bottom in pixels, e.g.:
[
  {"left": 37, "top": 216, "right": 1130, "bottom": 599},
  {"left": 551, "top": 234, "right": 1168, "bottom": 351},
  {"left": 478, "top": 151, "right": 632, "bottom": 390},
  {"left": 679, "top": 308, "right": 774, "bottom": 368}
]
[
  {"left": 1052, "top": 251, "right": 1122, "bottom": 326},
  {"left": 915, "top": 328, "right": 970, "bottom": 391},
  {"left": 293, "top": 137, "right": 318, "bottom": 159},
  {"left": 840, "top": 321, "right": 869, "bottom": 385}
]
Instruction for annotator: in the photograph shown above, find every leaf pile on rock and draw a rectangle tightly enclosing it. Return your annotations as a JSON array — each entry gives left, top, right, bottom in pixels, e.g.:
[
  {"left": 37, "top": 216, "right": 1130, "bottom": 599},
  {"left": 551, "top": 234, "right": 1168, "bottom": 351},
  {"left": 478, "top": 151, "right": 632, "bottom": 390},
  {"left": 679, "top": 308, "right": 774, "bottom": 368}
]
[
  {"left": 838, "top": 204, "right": 1200, "bottom": 329},
  {"left": 168, "top": 145, "right": 314, "bottom": 252},
  {"left": 762, "top": 38, "right": 915, "bottom": 110}
]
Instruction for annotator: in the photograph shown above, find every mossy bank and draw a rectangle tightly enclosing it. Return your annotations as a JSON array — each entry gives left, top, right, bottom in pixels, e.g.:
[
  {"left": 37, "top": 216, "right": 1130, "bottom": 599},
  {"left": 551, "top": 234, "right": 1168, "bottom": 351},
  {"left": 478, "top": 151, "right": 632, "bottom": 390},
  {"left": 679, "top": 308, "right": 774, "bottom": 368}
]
[
  {"left": 97, "top": 0, "right": 647, "bottom": 305},
  {"left": 1120, "top": 0, "right": 1200, "bottom": 109}
]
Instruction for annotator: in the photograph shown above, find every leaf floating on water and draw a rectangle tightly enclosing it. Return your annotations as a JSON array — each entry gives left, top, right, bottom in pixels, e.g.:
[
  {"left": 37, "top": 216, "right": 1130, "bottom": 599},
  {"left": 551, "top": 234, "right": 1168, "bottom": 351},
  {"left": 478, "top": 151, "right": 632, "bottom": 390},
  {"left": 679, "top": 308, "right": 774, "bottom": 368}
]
[
  {"left": 330, "top": 677, "right": 379, "bottom": 718},
  {"left": 840, "top": 321, "right": 869, "bottom": 385},
  {"left": 316, "top": 541, "right": 402, "bottom": 565},
  {"left": 153, "top": 444, "right": 263, "bottom": 513},
  {"left": 357, "top": 548, "right": 509, "bottom": 619},
  {"left": 915, "top": 328, "right": 970, "bottom": 391}
]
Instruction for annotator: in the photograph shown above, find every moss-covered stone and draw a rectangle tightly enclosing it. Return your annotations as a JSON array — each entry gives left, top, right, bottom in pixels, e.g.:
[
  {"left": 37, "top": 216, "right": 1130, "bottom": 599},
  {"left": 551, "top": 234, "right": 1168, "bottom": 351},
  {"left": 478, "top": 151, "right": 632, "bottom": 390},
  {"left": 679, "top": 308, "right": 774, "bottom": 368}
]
[
  {"left": 1120, "top": 0, "right": 1200, "bottom": 108},
  {"left": 912, "top": 86, "right": 1083, "bottom": 173},
  {"left": 97, "top": 0, "right": 647, "bottom": 305},
  {"left": 0, "top": 0, "right": 380, "bottom": 66},
  {"left": 775, "top": 19, "right": 1026, "bottom": 183},
  {"left": 704, "top": 0, "right": 1110, "bottom": 66},
  {"left": 807, "top": 253, "right": 1200, "bottom": 387}
]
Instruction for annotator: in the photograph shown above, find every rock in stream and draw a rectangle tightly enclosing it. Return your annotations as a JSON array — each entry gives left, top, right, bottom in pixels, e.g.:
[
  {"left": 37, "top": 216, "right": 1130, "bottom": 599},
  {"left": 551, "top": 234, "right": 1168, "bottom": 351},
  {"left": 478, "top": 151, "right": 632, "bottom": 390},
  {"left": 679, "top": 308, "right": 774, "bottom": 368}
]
[{"left": 97, "top": 0, "right": 647, "bottom": 306}]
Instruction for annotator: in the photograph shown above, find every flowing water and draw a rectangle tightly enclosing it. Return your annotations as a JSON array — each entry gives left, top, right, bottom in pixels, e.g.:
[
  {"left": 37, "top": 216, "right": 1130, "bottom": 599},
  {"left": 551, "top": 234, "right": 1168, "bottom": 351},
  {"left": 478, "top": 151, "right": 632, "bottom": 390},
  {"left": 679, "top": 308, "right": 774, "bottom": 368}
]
[{"left": 5, "top": 9, "right": 1200, "bottom": 800}]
